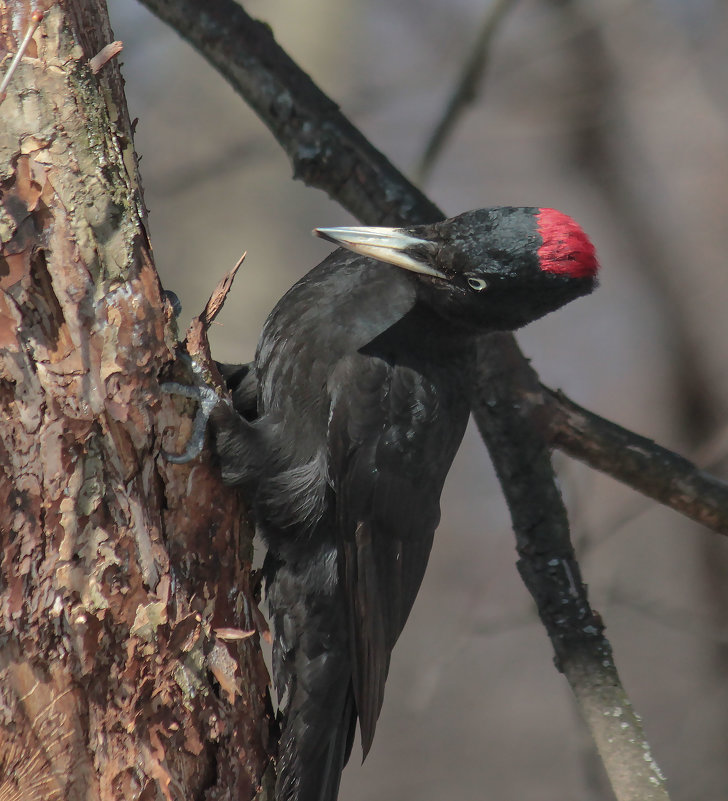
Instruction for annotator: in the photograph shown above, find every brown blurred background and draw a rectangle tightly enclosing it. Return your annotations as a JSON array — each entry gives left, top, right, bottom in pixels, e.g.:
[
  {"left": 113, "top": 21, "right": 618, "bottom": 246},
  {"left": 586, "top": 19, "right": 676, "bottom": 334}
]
[{"left": 108, "top": 0, "right": 728, "bottom": 798}]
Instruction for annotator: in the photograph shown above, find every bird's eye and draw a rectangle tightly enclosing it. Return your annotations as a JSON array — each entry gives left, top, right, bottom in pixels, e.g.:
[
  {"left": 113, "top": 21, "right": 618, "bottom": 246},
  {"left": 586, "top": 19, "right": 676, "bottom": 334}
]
[{"left": 467, "top": 276, "right": 488, "bottom": 292}]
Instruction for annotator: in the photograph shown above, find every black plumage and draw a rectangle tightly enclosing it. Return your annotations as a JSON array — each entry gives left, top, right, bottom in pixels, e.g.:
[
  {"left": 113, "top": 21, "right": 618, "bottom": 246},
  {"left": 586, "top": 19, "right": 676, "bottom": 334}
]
[{"left": 211, "top": 206, "right": 599, "bottom": 801}]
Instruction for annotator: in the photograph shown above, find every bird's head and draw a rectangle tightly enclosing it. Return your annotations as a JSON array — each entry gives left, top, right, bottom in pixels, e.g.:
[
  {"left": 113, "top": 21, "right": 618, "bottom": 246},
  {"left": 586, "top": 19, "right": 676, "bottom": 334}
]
[{"left": 314, "top": 207, "right": 599, "bottom": 332}]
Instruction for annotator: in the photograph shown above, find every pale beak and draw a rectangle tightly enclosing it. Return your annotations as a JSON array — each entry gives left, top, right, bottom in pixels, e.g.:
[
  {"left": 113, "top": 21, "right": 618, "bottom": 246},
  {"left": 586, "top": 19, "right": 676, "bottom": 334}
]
[{"left": 313, "top": 225, "right": 446, "bottom": 279}]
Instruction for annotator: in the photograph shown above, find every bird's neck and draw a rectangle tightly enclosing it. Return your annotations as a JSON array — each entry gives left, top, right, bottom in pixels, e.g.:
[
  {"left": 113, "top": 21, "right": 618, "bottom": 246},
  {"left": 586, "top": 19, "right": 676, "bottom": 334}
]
[{"left": 361, "top": 301, "right": 477, "bottom": 374}]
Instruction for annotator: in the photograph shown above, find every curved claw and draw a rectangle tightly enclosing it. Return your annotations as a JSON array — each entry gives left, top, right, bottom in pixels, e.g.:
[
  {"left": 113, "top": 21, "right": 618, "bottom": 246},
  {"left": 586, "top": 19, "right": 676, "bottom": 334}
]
[{"left": 161, "top": 381, "right": 219, "bottom": 463}]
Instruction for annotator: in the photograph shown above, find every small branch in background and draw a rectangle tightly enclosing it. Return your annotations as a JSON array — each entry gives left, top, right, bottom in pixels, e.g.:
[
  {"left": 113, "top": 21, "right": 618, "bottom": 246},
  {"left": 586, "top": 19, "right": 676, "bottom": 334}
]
[
  {"left": 414, "top": 0, "right": 519, "bottom": 184},
  {"left": 0, "top": 4, "right": 53, "bottom": 105},
  {"left": 608, "top": 587, "right": 728, "bottom": 645},
  {"left": 541, "top": 387, "right": 728, "bottom": 536}
]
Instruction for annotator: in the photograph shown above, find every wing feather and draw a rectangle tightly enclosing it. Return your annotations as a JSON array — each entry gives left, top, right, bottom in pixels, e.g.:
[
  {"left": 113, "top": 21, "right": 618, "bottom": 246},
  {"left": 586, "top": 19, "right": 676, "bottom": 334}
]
[{"left": 328, "top": 354, "right": 464, "bottom": 755}]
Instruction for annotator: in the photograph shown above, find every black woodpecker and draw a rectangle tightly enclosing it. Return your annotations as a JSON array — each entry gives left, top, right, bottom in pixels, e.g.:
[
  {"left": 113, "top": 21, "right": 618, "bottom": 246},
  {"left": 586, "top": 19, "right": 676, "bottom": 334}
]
[{"left": 202, "top": 206, "right": 599, "bottom": 801}]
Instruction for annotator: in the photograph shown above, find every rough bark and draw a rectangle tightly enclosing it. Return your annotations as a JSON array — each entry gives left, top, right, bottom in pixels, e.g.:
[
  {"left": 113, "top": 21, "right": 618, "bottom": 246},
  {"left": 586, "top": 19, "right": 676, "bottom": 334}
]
[{"left": 0, "top": 2, "right": 273, "bottom": 799}]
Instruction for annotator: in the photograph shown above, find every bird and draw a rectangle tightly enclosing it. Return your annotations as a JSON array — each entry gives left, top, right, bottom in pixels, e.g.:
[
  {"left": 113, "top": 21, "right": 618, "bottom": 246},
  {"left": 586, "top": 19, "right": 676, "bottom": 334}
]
[{"left": 199, "top": 206, "right": 599, "bottom": 801}]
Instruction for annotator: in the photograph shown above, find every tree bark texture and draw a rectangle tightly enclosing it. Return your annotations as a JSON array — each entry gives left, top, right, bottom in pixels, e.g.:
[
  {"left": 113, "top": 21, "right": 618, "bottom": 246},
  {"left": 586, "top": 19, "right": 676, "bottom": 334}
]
[{"left": 0, "top": 2, "right": 273, "bottom": 799}]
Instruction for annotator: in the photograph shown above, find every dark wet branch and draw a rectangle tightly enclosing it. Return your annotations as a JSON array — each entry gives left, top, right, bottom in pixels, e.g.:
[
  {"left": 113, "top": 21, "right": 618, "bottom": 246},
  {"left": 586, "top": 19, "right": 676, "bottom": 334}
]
[
  {"left": 474, "top": 334, "right": 669, "bottom": 800},
  {"left": 542, "top": 387, "right": 728, "bottom": 535},
  {"left": 132, "top": 0, "right": 440, "bottom": 228}
]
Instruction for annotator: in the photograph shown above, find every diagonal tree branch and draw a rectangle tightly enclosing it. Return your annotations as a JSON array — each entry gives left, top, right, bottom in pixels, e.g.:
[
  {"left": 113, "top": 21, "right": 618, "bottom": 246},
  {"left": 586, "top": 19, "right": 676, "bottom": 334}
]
[
  {"left": 474, "top": 334, "right": 669, "bottom": 801},
  {"left": 542, "top": 388, "right": 728, "bottom": 534}
]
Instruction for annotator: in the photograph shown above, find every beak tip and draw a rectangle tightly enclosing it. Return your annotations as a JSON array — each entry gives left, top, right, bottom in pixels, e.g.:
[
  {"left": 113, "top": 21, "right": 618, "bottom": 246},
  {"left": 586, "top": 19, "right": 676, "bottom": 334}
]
[{"left": 313, "top": 227, "right": 337, "bottom": 244}]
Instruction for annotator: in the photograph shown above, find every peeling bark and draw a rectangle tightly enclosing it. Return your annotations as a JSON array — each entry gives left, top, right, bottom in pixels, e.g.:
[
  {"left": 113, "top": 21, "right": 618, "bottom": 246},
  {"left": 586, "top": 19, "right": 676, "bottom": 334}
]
[{"left": 0, "top": 2, "right": 273, "bottom": 799}]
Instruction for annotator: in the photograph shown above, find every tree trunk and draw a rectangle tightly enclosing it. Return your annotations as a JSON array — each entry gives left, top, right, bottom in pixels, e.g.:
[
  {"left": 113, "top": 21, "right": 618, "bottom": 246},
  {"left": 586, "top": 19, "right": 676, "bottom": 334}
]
[{"left": 0, "top": 2, "right": 273, "bottom": 799}]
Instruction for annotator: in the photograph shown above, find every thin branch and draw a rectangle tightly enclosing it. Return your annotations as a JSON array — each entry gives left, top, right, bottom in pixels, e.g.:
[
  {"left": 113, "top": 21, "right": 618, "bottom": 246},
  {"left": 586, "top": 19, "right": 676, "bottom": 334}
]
[
  {"left": 0, "top": 5, "right": 49, "bottom": 104},
  {"left": 542, "top": 387, "right": 728, "bottom": 536},
  {"left": 415, "top": 0, "right": 519, "bottom": 184}
]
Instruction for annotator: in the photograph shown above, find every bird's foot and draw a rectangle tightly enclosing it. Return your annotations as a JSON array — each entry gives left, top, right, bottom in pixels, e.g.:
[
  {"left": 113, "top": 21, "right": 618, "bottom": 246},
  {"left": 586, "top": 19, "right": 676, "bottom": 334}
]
[
  {"left": 162, "top": 289, "right": 182, "bottom": 319},
  {"left": 161, "top": 379, "right": 219, "bottom": 463}
]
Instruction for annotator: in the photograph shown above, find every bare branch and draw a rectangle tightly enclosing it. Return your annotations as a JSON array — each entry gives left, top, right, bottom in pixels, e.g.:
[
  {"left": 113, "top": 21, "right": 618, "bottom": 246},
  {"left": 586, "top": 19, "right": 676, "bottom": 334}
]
[
  {"left": 542, "top": 387, "right": 728, "bottom": 535},
  {"left": 474, "top": 334, "right": 670, "bottom": 801},
  {"left": 415, "top": 0, "right": 519, "bottom": 184}
]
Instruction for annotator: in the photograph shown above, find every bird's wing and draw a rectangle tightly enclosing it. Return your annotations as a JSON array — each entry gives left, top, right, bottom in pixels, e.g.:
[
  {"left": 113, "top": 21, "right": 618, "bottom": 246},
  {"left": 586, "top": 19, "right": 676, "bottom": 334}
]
[{"left": 327, "top": 354, "right": 460, "bottom": 756}]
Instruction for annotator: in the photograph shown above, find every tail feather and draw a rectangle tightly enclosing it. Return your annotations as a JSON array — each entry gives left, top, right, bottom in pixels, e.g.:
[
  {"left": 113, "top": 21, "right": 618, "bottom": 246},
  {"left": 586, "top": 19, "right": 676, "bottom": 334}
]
[
  {"left": 276, "top": 682, "right": 356, "bottom": 801},
  {"left": 266, "top": 548, "right": 356, "bottom": 801}
]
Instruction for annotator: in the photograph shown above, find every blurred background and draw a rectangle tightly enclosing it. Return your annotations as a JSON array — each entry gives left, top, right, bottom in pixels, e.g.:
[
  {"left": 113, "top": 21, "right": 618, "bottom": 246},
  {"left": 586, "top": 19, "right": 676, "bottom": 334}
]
[{"left": 108, "top": 0, "right": 728, "bottom": 798}]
